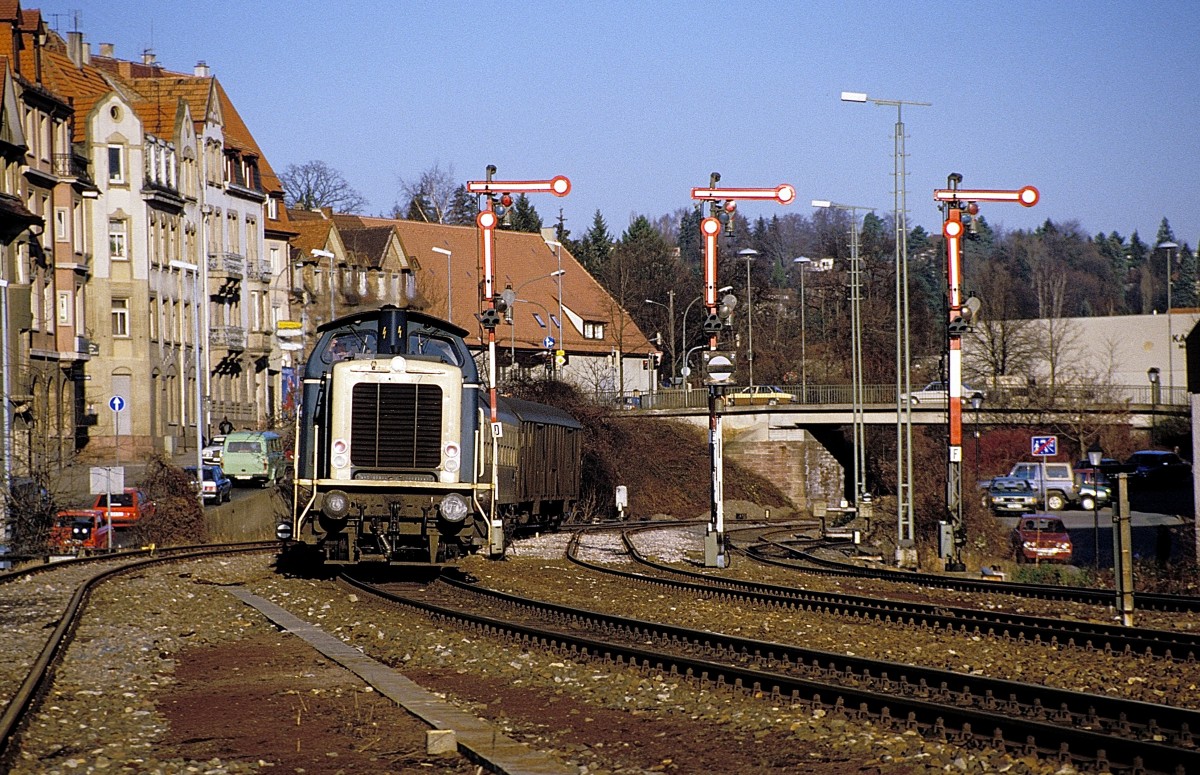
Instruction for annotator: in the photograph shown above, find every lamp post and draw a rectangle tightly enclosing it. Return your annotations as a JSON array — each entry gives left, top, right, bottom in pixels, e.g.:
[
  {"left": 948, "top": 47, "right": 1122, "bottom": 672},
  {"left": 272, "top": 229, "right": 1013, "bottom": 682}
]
[
  {"left": 1158, "top": 241, "right": 1179, "bottom": 397},
  {"left": 432, "top": 246, "right": 452, "bottom": 323},
  {"left": 841, "top": 90, "right": 930, "bottom": 565},
  {"left": 812, "top": 199, "right": 875, "bottom": 505},
  {"left": 170, "top": 259, "right": 205, "bottom": 507},
  {"left": 1148, "top": 366, "right": 1160, "bottom": 445},
  {"left": 792, "top": 257, "right": 812, "bottom": 402},
  {"left": 1087, "top": 440, "right": 1104, "bottom": 568},
  {"left": 738, "top": 248, "right": 759, "bottom": 387},
  {"left": 643, "top": 290, "right": 675, "bottom": 385},
  {"left": 311, "top": 248, "right": 336, "bottom": 323},
  {"left": 507, "top": 270, "right": 564, "bottom": 371}
]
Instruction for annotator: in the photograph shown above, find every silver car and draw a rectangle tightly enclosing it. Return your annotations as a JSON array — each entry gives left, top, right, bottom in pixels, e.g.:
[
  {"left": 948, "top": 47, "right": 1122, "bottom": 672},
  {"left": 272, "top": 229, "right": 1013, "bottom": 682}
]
[{"left": 901, "top": 381, "right": 985, "bottom": 404}]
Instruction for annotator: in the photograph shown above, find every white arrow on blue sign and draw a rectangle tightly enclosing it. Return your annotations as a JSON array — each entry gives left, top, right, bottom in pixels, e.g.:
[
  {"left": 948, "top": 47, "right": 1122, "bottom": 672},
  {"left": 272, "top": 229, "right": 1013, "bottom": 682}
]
[
  {"left": 109, "top": 395, "right": 126, "bottom": 412},
  {"left": 1031, "top": 435, "right": 1057, "bottom": 456},
  {"left": 543, "top": 336, "right": 555, "bottom": 349}
]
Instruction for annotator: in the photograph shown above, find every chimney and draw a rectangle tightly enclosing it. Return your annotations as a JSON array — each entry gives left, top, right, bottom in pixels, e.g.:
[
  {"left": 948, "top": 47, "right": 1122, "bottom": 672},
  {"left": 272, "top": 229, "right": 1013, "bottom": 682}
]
[
  {"left": 99, "top": 42, "right": 114, "bottom": 58},
  {"left": 193, "top": 60, "right": 210, "bottom": 77},
  {"left": 66, "top": 31, "right": 83, "bottom": 68},
  {"left": 142, "top": 48, "right": 155, "bottom": 66}
]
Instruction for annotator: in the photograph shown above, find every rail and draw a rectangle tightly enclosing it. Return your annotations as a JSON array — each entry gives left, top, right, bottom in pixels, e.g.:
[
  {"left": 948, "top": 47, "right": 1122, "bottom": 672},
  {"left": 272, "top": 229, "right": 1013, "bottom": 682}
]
[{"left": 600, "top": 383, "right": 1190, "bottom": 411}]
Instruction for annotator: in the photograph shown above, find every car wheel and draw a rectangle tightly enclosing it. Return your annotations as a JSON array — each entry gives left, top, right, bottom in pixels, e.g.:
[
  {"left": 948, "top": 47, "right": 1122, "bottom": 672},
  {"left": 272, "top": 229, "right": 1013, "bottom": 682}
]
[
  {"left": 1046, "top": 492, "right": 1067, "bottom": 511},
  {"left": 1080, "top": 495, "right": 1095, "bottom": 511}
]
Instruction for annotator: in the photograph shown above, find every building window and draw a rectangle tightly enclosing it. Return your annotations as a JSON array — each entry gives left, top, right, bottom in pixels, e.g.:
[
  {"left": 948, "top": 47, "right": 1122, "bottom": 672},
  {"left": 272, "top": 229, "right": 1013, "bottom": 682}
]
[
  {"left": 583, "top": 321, "right": 605, "bottom": 340},
  {"left": 57, "top": 291, "right": 71, "bottom": 325},
  {"left": 54, "top": 208, "right": 67, "bottom": 242},
  {"left": 107, "top": 145, "right": 124, "bottom": 184},
  {"left": 112, "top": 298, "right": 130, "bottom": 337},
  {"left": 109, "top": 219, "right": 128, "bottom": 259},
  {"left": 266, "top": 197, "right": 278, "bottom": 220}
]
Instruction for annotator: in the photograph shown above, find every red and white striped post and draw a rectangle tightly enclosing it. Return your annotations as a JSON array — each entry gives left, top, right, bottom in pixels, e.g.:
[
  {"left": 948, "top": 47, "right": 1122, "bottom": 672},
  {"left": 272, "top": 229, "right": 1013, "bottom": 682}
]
[
  {"left": 934, "top": 178, "right": 1038, "bottom": 571},
  {"left": 464, "top": 168, "right": 570, "bottom": 554},
  {"left": 690, "top": 176, "right": 795, "bottom": 568}
]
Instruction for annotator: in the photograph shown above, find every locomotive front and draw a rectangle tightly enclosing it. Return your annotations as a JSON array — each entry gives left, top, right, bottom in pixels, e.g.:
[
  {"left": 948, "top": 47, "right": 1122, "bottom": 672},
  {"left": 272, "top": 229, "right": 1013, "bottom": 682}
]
[{"left": 287, "top": 306, "right": 489, "bottom": 564}]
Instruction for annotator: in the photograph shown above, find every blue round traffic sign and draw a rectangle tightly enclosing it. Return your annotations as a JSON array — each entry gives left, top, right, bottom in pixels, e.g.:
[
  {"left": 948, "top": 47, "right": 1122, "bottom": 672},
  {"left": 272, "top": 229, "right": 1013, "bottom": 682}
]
[
  {"left": 109, "top": 395, "right": 126, "bottom": 412},
  {"left": 543, "top": 336, "right": 555, "bottom": 349}
]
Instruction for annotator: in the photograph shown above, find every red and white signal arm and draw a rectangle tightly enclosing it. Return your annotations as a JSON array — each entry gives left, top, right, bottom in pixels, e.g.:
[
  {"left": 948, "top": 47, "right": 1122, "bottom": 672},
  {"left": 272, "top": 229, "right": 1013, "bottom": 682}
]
[
  {"left": 934, "top": 185, "right": 1039, "bottom": 207},
  {"left": 466, "top": 176, "right": 571, "bottom": 197},
  {"left": 691, "top": 184, "right": 796, "bottom": 205}
]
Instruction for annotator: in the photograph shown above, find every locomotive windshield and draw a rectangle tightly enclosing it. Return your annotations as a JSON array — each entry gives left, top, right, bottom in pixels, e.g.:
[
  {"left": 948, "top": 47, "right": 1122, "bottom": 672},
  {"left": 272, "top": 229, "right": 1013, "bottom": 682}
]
[{"left": 307, "top": 308, "right": 477, "bottom": 382}]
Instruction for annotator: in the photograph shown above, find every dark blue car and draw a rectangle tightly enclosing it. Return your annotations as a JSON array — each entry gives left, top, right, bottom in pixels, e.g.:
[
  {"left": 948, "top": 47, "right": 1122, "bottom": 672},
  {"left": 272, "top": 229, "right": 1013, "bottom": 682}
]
[{"left": 185, "top": 465, "right": 232, "bottom": 505}]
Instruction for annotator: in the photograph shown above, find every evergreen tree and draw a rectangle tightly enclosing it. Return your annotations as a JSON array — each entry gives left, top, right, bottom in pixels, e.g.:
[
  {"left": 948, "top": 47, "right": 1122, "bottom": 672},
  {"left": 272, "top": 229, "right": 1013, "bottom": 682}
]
[
  {"left": 1155, "top": 217, "right": 1177, "bottom": 248},
  {"left": 445, "top": 187, "right": 477, "bottom": 226},
  {"left": 575, "top": 210, "right": 613, "bottom": 276},
  {"left": 1173, "top": 244, "right": 1198, "bottom": 307},
  {"left": 677, "top": 207, "right": 702, "bottom": 268},
  {"left": 507, "top": 194, "right": 543, "bottom": 233}
]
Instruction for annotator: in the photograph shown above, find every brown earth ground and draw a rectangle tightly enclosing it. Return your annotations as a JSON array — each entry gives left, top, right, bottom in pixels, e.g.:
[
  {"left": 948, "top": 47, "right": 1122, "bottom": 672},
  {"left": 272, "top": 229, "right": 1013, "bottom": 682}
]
[{"left": 158, "top": 632, "right": 871, "bottom": 774}]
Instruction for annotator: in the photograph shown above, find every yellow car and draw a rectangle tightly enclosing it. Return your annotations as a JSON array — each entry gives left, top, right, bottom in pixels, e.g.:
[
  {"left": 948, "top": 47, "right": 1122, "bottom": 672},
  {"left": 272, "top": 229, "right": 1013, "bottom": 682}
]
[{"left": 724, "top": 385, "right": 797, "bottom": 406}]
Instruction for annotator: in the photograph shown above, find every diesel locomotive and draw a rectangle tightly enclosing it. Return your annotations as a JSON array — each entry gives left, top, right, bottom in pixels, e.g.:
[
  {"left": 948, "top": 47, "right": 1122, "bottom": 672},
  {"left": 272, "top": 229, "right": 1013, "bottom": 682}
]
[{"left": 281, "top": 305, "right": 582, "bottom": 565}]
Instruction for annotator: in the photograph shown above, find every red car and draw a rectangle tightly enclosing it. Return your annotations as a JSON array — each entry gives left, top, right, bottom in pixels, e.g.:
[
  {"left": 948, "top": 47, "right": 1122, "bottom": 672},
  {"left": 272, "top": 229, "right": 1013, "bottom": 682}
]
[
  {"left": 49, "top": 510, "right": 113, "bottom": 554},
  {"left": 1011, "top": 516, "right": 1073, "bottom": 564}
]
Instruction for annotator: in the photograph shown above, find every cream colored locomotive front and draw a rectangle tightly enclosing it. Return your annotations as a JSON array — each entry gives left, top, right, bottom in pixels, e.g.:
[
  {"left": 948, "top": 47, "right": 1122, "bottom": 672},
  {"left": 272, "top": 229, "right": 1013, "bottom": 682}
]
[{"left": 310, "top": 354, "right": 487, "bottom": 563}]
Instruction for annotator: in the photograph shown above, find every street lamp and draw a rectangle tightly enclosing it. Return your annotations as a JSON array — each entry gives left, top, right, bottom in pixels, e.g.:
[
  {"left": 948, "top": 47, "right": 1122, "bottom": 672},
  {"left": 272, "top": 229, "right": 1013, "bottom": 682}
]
[
  {"left": 841, "top": 89, "right": 930, "bottom": 565},
  {"left": 170, "top": 259, "right": 205, "bottom": 507},
  {"left": 1087, "top": 440, "right": 1104, "bottom": 568},
  {"left": 738, "top": 248, "right": 759, "bottom": 387},
  {"left": 1158, "top": 241, "right": 1179, "bottom": 397},
  {"left": 506, "top": 270, "right": 564, "bottom": 371},
  {"left": 432, "top": 246, "right": 452, "bottom": 323},
  {"left": 311, "top": 248, "right": 336, "bottom": 322},
  {"left": 812, "top": 199, "right": 875, "bottom": 505},
  {"left": 792, "top": 257, "right": 812, "bottom": 402},
  {"left": 643, "top": 291, "right": 675, "bottom": 386}
]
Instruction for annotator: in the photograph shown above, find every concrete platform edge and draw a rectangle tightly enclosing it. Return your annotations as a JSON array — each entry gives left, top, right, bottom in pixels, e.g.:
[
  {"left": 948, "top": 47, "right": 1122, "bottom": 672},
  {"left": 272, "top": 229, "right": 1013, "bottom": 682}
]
[{"left": 228, "top": 587, "right": 579, "bottom": 775}]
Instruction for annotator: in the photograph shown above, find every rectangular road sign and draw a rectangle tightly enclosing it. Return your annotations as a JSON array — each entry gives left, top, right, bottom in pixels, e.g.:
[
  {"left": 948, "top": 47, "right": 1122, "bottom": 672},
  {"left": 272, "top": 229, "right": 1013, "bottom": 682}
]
[{"left": 1031, "top": 435, "right": 1057, "bottom": 456}]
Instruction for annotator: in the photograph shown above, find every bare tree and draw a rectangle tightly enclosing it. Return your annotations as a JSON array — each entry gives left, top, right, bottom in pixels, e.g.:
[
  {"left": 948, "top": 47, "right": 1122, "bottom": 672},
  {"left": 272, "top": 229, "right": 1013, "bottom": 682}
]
[
  {"left": 395, "top": 163, "right": 464, "bottom": 224},
  {"left": 280, "top": 160, "right": 368, "bottom": 213}
]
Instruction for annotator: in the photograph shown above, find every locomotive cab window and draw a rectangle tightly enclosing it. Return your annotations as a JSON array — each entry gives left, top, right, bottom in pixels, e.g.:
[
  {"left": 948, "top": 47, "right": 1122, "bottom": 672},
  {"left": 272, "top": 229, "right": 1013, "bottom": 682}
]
[
  {"left": 409, "top": 332, "right": 461, "bottom": 366},
  {"left": 322, "top": 330, "right": 378, "bottom": 363}
]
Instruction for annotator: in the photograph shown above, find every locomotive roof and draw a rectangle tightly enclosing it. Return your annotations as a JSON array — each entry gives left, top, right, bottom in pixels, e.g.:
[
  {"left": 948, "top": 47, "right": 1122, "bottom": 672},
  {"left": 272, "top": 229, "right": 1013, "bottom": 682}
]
[
  {"left": 316, "top": 306, "right": 469, "bottom": 339},
  {"left": 500, "top": 396, "right": 583, "bottom": 430}
]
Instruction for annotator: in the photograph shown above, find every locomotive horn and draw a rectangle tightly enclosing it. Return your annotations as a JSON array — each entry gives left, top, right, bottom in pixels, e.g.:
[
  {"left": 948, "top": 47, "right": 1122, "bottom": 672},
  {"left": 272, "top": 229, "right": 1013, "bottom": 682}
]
[{"left": 378, "top": 305, "right": 404, "bottom": 355}]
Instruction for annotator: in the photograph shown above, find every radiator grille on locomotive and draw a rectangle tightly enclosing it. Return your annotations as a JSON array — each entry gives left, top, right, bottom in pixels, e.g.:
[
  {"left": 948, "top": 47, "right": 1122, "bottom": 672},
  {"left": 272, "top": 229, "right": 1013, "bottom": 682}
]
[{"left": 350, "top": 383, "right": 443, "bottom": 469}]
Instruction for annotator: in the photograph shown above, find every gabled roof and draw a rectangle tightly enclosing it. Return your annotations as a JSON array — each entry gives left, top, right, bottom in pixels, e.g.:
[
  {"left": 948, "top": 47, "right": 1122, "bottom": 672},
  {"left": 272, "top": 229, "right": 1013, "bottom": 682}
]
[
  {"left": 332, "top": 215, "right": 653, "bottom": 355},
  {"left": 288, "top": 217, "right": 336, "bottom": 256},
  {"left": 341, "top": 226, "right": 396, "bottom": 270},
  {"left": 39, "top": 42, "right": 118, "bottom": 143}
]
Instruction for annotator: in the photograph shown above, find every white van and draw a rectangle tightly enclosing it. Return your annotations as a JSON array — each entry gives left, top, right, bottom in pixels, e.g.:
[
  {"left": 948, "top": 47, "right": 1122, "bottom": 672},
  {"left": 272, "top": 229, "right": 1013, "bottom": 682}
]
[{"left": 221, "top": 431, "right": 286, "bottom": 486}]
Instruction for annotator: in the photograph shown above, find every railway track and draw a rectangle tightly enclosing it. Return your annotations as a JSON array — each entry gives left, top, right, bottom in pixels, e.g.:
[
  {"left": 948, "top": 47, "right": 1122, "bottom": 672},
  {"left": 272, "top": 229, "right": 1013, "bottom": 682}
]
[
  {"left": 0, "top": 542, "right": 276, "bottom": 766},
  {"left": 738, "top": 526, "right": 1200, "bottom": 613},
  {"left": 593, "top": 528, "right": 1200, "bottom": 661},
  {"left": 347, "top": 556, "right": 1200, "bottom": 774}
]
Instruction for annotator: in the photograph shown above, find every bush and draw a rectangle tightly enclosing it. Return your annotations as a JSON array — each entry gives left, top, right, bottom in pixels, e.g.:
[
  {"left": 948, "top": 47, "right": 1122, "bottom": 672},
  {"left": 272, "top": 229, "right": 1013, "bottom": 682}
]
[{"left": 131, "top": 455, "right": 207, "bottom": 546}]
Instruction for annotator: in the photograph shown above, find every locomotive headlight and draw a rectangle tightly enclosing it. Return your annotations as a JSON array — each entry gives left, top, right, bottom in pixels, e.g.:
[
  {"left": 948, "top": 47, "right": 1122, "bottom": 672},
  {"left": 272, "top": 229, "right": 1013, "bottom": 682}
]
[
  {"left": 439, "top": 493, "right": 469, "bottom": 522},
  {"left": 331, "top": 438, "right": 349, "bottom": 469},
  {"left": 389, "top": 356, "right": 407, "bottom": 372},
  {"left": 443, "top": 441, "right": 460, "bottom": 473},
  {"left": 322, "top": 490, "right": 350, "bottom": 519}
]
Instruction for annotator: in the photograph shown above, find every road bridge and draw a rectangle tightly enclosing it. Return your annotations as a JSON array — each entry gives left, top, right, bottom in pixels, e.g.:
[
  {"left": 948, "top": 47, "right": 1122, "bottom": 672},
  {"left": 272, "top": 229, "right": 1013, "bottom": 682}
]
[{"left": 605, "top": 384, "right": 1189, "bottom": 512}]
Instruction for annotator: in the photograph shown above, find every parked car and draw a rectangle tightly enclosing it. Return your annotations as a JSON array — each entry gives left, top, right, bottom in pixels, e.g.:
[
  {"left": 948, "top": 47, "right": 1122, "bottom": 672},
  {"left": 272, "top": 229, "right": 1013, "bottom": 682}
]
[
  {"left": 724, "top": 385, "right": 797, "bottom": 406},
  {"left": 49, "top": 510, "right": 112, "bottom": 554},
  {"left": 58, "top": 489, "right": 154, "bottom": 529},
  {"left": 985, "top": 461, "right": 1077, "bottom": 511},
  {"left": 983, "top": 477, "right": 1039, "bottom": 514},
  {"left": 900, "top": 381, "right": 985, "bottom": 405},
  {"left": 202, "top": 435, "right": 227, "bottom": 466},
  {"left": 185, "top": 465, "right": 232, "bottom": 505},
  {"left": 221, "top": 431, "right": 286, "bottom": 486},
  {"left": 1125, "top": 450, "right": 1191, "bottom": 485},
  {"left": 1010, "top": 515, "right": 1073, "bottom": 564}
]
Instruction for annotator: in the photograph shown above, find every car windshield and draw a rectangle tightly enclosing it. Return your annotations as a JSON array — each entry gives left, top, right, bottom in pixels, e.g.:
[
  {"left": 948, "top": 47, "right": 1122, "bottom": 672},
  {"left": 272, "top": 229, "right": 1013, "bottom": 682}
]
[
  {"left": 1021, "top": 518, "right": 1066, "bottom": 532},
  {"left": 993, "top": 482, "right": 1029, "bottom": 493}
]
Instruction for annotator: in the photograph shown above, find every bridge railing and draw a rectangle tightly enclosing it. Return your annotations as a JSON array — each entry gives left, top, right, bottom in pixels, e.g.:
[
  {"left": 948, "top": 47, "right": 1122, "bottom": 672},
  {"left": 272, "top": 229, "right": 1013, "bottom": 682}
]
[{"left": 598, "top": 383, "right": 1188, "bottom": 411}]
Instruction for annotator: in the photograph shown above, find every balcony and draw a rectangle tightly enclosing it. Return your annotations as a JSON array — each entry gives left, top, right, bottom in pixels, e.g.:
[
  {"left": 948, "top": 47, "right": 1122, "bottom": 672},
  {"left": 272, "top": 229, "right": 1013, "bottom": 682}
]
[
  {"left": 53, "top": 153, "right": 97, "bottom": 188},
  {"left": 207, "top": 252, "right": 245, "bottom": 280},
  {"left": 210, "top": 325, "right": 246, "bottom": 351}
]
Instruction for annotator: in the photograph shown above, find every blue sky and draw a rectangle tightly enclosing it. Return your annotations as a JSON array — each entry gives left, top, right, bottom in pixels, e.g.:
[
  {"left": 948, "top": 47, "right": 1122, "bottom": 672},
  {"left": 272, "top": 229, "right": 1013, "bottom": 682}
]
[{"left": 58, "top": 1, "right": 1200, "bottom": 246}]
